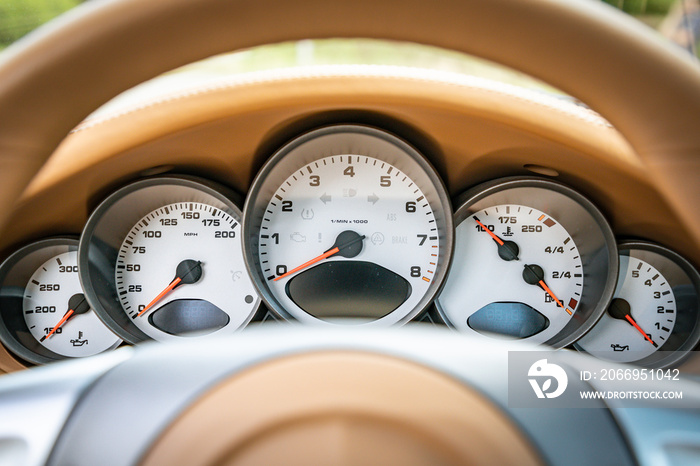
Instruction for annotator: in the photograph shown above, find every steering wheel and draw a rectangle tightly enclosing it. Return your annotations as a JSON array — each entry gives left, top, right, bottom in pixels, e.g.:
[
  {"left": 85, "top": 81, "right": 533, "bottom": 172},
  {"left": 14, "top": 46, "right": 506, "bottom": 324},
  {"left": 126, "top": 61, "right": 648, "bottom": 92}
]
[{"left": 1, "top": 0, "right": 700, "bottom": 465}]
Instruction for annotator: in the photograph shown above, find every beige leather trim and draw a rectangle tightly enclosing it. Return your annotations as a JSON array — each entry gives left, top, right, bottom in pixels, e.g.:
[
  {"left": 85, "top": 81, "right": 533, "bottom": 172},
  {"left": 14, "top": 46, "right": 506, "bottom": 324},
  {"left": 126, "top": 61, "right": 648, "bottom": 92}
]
[
  {"left": 1, "top": 0, "right": 700, "bottom": 243},
  {"left": 6, "top": 68, "right": 694, "bottom": 371},
  {"left": 24, "top": 67, "right": 639, "bottom": 196},
  {"left": 74, "top": 65, "right": 614, "bottom": 133},
  {"left": 0, "top": 344, "right": 25, "bottom": 373},
  {"left": 1, "top": 0, "right": 700, "bottom": 370},
  {"left": 6, "top": 70, "right": 697, "bottom": 269},
  {"left": 141, "top": 351, "right": 543, "bottom": 466}
]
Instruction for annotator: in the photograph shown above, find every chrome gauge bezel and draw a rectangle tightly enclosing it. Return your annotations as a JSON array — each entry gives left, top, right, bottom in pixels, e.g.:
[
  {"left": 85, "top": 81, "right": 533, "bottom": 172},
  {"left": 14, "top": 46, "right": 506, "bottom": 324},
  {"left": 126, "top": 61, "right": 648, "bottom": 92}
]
[
  {"left": 575, "top": 241, "right": 700, "bottom": 368},
  {"left": 242, "top": 125, "right": 454, "bottom": 325},
  {"left": 0, "top": 237, "right": 121, "bottom": 364},
  {"left": 78, "top": 176, "right": 260, "bottom": 344},
  {"left": 435, "top": 177, "right": 618, "bottom": 348}
]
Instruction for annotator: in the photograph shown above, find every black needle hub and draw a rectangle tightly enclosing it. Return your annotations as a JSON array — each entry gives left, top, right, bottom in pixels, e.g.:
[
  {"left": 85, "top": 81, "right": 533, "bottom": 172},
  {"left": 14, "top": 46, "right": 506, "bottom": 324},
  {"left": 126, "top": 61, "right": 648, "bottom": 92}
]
[
  {"left": 175, "top": 260, "right": 203, "bottom": 286},
  {"left": 326, "top": 230, "right": 366, "bottom": 258},
  {"left": 522, "top": 264, "right": 545, "bottom": 286},
  {"left": 608, "top": 298, "right": 657, "bottom": 346},
  {"left": 67, "top": 293, "right": 90, "bottom": 316},
  {"left": 40, "top": 294, "right": 91, "bottom": 342},
  {"left": 473, "top": 216, "right": 519, "bottom": 261},
  {"left": 498, "top": 240, "right": 520, "bottom": 261},
  {"left": 608, "top": 298, "right": 632, "bottom": 322}
]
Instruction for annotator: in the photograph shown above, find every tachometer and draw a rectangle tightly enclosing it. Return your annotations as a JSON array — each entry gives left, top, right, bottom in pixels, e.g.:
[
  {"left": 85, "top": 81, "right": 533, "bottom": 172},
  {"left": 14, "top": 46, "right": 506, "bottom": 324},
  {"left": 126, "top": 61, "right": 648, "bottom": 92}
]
[
  {"left": 79, "top": 177, "right": 260, "bottom": 343},
  {"left": 435, "top": 178, "right": 617, "bottom": 347},
  {"left": 243, "top": 125, "right": 453, "bottom": 325}
]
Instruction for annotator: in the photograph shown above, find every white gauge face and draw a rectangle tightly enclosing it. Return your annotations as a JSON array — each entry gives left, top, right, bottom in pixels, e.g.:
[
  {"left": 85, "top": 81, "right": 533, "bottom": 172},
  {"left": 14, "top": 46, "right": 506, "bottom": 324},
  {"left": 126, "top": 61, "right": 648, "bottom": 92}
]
[
  {"left": 116, "top": 202, "right": 258, "bottom": 341},
  {"left": 577, "top": 255, "right": 676, "bottom": 363},
  {"left": 438, "top": 205, "right": 583, "bottom": 344},
  {"left": 23, "top": 251, "right": 120, "bottom": 358},
  {"left": 258, "top": 154, "right": 442, "bottom": 324}
]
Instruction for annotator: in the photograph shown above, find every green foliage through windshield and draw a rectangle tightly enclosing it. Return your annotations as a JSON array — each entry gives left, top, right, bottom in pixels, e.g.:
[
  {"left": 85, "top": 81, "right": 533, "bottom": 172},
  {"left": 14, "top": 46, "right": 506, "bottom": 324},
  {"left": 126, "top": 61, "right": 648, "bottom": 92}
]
[
  {"left": 0, "top": 0, "right": 697, "bottom": 59},
  {"left": 603, "top": 0, "right": 674, "bottom": 15},
  {"left": 0, "top": 0, "right": 82, "bottom": 50}
]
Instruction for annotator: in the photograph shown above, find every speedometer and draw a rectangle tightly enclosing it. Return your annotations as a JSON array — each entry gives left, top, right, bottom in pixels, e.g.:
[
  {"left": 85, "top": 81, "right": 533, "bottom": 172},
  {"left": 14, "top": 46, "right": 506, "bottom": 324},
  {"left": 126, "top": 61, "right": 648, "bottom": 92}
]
[
  {"left": 79, "top": 177, "right": 260, "bottom": 343},
  {"left": 114, "top": 201, "right": 246, "bottom": 341},
  {"left": 243, "top": 125, "right": 453, "bottom": 325}
]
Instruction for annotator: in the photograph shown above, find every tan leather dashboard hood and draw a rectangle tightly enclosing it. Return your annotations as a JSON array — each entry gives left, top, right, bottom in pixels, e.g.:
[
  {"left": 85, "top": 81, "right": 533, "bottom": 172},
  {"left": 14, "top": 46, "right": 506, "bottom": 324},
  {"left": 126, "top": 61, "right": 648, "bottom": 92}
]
[{"left": 0, "top": 0, "right": 699, "bottom": 241}]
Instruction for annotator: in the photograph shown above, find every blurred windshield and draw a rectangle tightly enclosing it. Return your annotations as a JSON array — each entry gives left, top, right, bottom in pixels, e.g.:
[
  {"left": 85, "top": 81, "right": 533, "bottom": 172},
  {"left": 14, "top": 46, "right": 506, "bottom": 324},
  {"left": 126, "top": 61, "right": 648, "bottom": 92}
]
[
  {"left": 1, "top": 0, "right": 698, "bottom": 107},
  {"left": 0, "top": 0, "right": 82, "bottom": 49},
  {"left": 2, "top": 0, "right": 698, "bottom": 55},
  {"left": 604, "top": 0, "right": 699, "bottom": 56}
]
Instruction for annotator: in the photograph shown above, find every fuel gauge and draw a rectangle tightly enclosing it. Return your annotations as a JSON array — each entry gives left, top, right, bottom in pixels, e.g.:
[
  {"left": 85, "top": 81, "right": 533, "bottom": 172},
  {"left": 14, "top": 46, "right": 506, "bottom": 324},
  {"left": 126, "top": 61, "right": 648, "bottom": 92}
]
[
  {"left": 576, "top": 241, "right": 700, "bottom": 367},
  {"left": 435, "top": 178, "right": 617, "bottom": 348}
]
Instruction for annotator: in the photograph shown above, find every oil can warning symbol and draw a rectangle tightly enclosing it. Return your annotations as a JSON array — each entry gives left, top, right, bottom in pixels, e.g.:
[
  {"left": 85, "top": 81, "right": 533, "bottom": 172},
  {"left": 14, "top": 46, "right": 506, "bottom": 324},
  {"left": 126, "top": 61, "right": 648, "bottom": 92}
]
[{"left": 71, "top": 331, "right": 88, "bottom": 347}]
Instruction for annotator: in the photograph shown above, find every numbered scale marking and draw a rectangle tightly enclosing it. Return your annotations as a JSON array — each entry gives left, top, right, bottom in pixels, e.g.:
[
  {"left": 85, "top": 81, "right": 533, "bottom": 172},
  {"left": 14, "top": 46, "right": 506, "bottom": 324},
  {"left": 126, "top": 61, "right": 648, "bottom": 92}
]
[
  {"left": 0, "top": 238, "right": 122, "bottom": 364},
  {"left": 576, "top": 241, "right": 700, "bottom": 367},
  {"left": 576, "top": 255, "right": 674, "bottom": 362},
  {"left": 260, "top": 155, "right": 439, "bottom": 299},
  {"left": 436, "top": 178, "right": 617, "bottom": 348},
  {"left": 440, "top": 205, "right": 583, "bottom": 342},
  {"left": 24, "top": 251, "right": 120, "bottom": 358},
  {"left": 115, "top": 202, "right": 254, "bottom": 341},
  {"left": 244, "top": 126, "right": 453, "bottom": 325},
  {"left": 79, "top": 177, "right": 261, "bottom": 344}
]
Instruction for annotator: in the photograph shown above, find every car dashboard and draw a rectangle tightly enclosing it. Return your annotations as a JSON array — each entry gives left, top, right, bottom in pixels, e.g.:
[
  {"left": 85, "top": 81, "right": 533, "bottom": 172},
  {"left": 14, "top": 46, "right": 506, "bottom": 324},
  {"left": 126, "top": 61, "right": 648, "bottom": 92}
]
[{"left": 0, "top": 64, "right": 698, "bottom": 373}]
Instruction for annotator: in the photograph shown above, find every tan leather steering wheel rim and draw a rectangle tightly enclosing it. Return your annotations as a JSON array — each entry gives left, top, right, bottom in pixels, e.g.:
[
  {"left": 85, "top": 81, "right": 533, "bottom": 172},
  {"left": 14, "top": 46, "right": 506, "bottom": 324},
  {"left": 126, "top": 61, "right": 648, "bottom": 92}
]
[
  {"left": 141, "top": 351, "right": 543, "bottom": 466},
  {"left": 0, "top": 0, "right": 699, "bottom": 239}
]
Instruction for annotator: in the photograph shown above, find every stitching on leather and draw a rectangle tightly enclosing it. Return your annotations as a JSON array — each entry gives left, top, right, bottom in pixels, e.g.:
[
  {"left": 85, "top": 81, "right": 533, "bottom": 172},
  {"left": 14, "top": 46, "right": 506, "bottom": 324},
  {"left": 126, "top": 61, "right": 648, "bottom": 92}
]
[{"left": 71, "top": 64, "right": 612, "bottom": 133}]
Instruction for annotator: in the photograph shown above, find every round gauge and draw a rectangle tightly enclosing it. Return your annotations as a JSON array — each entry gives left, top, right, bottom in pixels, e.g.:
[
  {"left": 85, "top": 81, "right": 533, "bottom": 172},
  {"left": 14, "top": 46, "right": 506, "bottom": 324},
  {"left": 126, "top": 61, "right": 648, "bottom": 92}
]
[
  {"left": 243, "top": 125, "right": 453, "bottom": 325},
  {"left": 0, "top": 238, "right": 121, "bottom": 364},
  {"left": 435, "top": 178, "right": 618, "bottom": 348},
  {"left": 576, "top": 241, "right": 700, "bottom": 367},
  {"left": 79, "top": 177, "right": 260, "bottom": 343}
]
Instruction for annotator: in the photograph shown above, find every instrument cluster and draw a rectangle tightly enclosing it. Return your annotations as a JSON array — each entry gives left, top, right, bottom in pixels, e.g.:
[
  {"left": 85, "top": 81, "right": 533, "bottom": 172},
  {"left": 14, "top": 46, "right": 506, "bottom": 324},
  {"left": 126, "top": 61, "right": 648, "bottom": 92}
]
[{"left": 0, "top": 124, "right": 698, "bottom": 367}]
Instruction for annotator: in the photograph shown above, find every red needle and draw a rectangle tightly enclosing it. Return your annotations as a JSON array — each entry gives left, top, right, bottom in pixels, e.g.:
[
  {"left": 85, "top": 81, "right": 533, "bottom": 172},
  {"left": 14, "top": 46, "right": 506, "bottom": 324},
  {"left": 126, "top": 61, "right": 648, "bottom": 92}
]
[
  {"left": 539, "top": 279, "right": 565, "bottom": 310},
  {"left": 522, "top": 265, "right": 569, "bottom": 315},
  {"left": 137, "top": 277, "right": 181, "bottom": 317},
  {"left": 274, "top": 231, "right": 365, "bottom": 282},
  {"left": 41, "top": 309, "right": 74, "bottom": 341},
  {"left": 41, "top": 294, "right": 90, "bottom": 341},
  {"left": 473, "top": 217, "right": 504, "bottom": 246},
  {"left": 274, "top": 247, "right": 340, "bottom": 282},
  {"left": 625, "top": 314, "right": 657, "bottom": 347}
]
